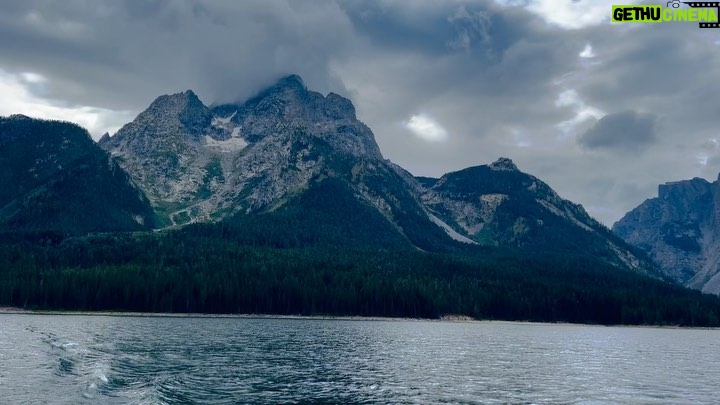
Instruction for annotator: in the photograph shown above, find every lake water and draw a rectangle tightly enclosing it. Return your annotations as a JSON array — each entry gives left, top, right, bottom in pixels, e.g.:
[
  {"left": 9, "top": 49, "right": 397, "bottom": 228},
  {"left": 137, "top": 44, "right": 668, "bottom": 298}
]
[{"left": 0, "top": 315, "right": 718, "bottom": 404}]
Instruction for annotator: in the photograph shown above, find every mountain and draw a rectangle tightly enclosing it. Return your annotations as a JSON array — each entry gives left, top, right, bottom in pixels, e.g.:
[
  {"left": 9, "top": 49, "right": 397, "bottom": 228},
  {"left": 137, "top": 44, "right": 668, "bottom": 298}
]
[
  {"left": 0, "top": 115, "right": 155, "bottom": 234},
  {"left": 614, "top": 176, "right": 720, "bottom": 294},
  {"left": 100, "top": 74, "right": 454, "bottom": 249},
  {"left": 417, "top": 158, "right": 654, "bottom": 273},
  {"left": 98, "top": 89, "right": 216, "bottom": 226},
  {"left": 97, "top": 75, "right": 655, "bottom": 271},
  {"left": 98, "top": 75, "right": 384, "bottom": 227},
  {"left": 98, "top": 76, "right": 383, "bottom": 221}
]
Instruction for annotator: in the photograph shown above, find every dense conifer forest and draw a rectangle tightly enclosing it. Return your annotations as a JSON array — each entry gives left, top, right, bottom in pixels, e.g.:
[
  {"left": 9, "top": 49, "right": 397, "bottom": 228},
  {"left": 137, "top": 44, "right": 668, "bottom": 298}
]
[{"left": 2, "top": 180, "right": 719, "bottom": 327}]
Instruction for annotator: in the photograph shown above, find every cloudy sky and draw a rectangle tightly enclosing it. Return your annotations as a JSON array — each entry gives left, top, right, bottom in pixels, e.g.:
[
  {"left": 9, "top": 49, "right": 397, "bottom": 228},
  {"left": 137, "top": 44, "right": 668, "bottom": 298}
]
[{"left": 1, "top": 0, "right": 719, "bottom": 226}]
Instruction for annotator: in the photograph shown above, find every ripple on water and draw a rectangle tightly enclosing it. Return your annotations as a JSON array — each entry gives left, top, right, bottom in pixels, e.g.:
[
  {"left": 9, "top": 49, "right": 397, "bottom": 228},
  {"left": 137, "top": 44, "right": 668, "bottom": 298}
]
[{"left": 0, "top": 316, "right": 718, "bottom": 404}]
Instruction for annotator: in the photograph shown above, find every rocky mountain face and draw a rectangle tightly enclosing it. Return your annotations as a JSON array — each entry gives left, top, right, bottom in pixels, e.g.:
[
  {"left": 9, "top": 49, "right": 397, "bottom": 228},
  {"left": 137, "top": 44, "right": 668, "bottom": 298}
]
[
  {"left": 416, "top": 158, "right": 652, "bottom": 273},
  {"left": 0, "top": 115, "right": 155, "bottom": 234},
  {"left": 26, "top": 73, "right": 652, "bottom": 274},
  {"left": 614, "top": 177, "right": 720, "bottom": 294},
  {"left": 99, "top": 75, "right": 386, "bottom": 227},
  {"left": 98, "top": 89, "right": 219, "bottom": 225},
  {"left": 99, "top": 75, "right": 452, "bottom": 248}
]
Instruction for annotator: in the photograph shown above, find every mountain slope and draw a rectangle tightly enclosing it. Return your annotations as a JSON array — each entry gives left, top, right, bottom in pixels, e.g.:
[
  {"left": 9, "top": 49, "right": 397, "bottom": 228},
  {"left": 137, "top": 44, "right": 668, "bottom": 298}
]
[
  {"left": 0, "top": 115, "right": 155, "bottom": 234},
  {"left": 418, "top": 158, "right": 656, "bottom": 274},
  {"left": 98, "top": 90, "right": 218, "bottom": 225},
  {"left": 98, "top": 75, "right": 659, "bottom": 274},
  {"left": 614, "top": 176, "right": 720, "bottom": 294},
  {"left": 100, "top": 75, "right": 457, "bottom": 250}
]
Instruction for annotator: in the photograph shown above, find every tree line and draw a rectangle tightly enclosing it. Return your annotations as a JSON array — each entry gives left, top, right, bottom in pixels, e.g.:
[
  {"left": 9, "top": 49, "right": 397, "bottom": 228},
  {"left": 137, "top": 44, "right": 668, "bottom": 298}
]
[{"left": 1, "top": 225, "right": 719, "bottom": 327}]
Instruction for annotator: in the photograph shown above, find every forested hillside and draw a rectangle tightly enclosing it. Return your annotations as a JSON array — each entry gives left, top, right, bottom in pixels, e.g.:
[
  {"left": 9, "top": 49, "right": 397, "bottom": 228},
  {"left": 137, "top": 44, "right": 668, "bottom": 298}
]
[
  {"left": 0, "top": 116, "right": 156, "bottom": 234},
  {"left": 1, "top": 177, "right": 719, "bottom": 326}
]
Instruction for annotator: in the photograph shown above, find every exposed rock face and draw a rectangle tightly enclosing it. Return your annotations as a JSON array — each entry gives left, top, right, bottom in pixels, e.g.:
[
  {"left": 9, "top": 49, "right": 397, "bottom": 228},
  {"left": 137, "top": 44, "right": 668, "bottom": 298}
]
[
  {"left": 420, "top": 158, "right": 653, "bottom": 273},
  {"left": 98, "top": 75, "right": 655, "bottom": 276},
  {"left": 99, "top": 75, "right": 442, "bottom": 248},
  {"left": 488, "top": 157, "right": 519, "bottom": 171},
  {"left": 614, "top": 177, "right": 720, "bottom": 294},
  {"left": 98, "top": 90, "right": 215, "bottom": 212},
  {"left": 215, "top": 74, "right": 381, "bottom": 158}
]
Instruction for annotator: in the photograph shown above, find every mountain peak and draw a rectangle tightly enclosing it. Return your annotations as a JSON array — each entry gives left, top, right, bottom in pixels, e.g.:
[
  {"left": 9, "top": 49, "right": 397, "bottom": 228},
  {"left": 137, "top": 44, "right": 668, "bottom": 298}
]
[
  {"left": 615, "top": 175, "right": 720, "bottom": 293},
  {"left": 8, "top": 114, "right": 32, "bottom": 120},
  {"left": 658, "top": 177, "right": 711, "bottom": 200},
  {"left": 256, "top": 74, "right": 308, "bottom": 100},
  {"left": 136, "top": 89, "right": 211, "bottom": 135},
  {"left": 149, "top": 89, "right": 202, "bottom": 111},
  {"left": 208, "top": 73, "right": 378, "bottom": 158},
  {"left": 489, "top": 157, "right": 519, "bottom": 171},
  {"left": 276, "top": 74, "right": 306, "bottom": 89}
]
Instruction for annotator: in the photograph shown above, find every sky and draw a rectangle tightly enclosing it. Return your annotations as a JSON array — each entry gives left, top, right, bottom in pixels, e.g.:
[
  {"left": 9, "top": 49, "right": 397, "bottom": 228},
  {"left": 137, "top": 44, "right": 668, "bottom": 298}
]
[{"left": 1, "top": 0, "right": 720, "bottom": 226}]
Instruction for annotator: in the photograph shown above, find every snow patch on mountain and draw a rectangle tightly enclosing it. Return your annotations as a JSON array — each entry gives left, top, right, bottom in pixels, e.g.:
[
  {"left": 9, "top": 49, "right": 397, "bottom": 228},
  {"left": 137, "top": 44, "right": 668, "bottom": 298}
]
[{"left": 203, "top": 134, "right": 247, "bottom": 152}]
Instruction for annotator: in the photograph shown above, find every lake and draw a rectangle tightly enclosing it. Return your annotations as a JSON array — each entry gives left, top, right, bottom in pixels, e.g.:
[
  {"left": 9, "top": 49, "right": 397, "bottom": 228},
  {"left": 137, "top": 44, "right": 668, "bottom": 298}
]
[{"left": 0, "top": 314, "right": 718, "bottom": 404}]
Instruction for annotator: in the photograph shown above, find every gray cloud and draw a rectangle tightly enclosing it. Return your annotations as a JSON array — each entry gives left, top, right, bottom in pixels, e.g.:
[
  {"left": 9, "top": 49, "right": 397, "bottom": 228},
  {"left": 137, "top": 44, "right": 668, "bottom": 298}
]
[
  {"left": 0, "top": 0, "right": 356, "bottom": 109},
  {"left": 578, "top": 111, "right": 657, "bottom": 152}
]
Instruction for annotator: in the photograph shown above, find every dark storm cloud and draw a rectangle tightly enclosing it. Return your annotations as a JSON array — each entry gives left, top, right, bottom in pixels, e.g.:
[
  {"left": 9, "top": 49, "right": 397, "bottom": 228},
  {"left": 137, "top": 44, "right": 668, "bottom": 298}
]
[
  {"left": 334, "top": 0, "right": 586, "bottom": 140},
  {"left": 336, "top": 1, "right": 525, "bottom": 58},
  {"left": 578, "top": 111, "right": 657, "bottom": 152},
  {"left": 556, "top": 18, "right": 720, "bottom": 223},
  {"left": 582, "top": 23, "right": 716, "bottom": 97},
  {"left": 324, "top": 2, "right": 624, "bottom": 226},
  {"left": 0, "top": 0, "right": 356, "bottom": 109},
  {"left": 0, "top": 0, "right": 581, "bottom": 141},
  {"left": 338, "top": 0, "right": 570, "bottom": 81},
  {"left": 577, "top": 20, "right": 720, "bottom": 138}
]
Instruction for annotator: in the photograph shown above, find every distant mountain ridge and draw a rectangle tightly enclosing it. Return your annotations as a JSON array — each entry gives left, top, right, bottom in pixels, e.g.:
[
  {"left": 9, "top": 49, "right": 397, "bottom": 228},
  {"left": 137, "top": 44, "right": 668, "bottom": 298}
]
[
  {"left": 95, "top": 74, "right": 653, "bottom": 274},
  {"left": 614, "top": 176, "right": 720, "bottom": 294},
  {"left": 417, "top": 158, "right": 647, "bottom": 272},
  {"left": 2, "top": 74, "right": 655, "bottom": 276}
]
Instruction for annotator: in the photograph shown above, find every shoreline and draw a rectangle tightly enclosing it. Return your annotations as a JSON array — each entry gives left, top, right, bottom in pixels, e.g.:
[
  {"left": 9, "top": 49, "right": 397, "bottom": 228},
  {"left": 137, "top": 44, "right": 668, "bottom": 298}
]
[
  {"left": 1, "top": 307, "right": 717, "bottom": 329},
  {"left": 0, "top": 307, "right": 457, "bottom": 322}
]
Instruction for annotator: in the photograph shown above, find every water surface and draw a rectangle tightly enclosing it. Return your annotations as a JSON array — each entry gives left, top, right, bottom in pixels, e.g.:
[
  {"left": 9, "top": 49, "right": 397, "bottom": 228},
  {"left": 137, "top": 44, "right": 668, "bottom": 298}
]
[{"left": 0, "top": 315, "right": 717, "bottom": 404}]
